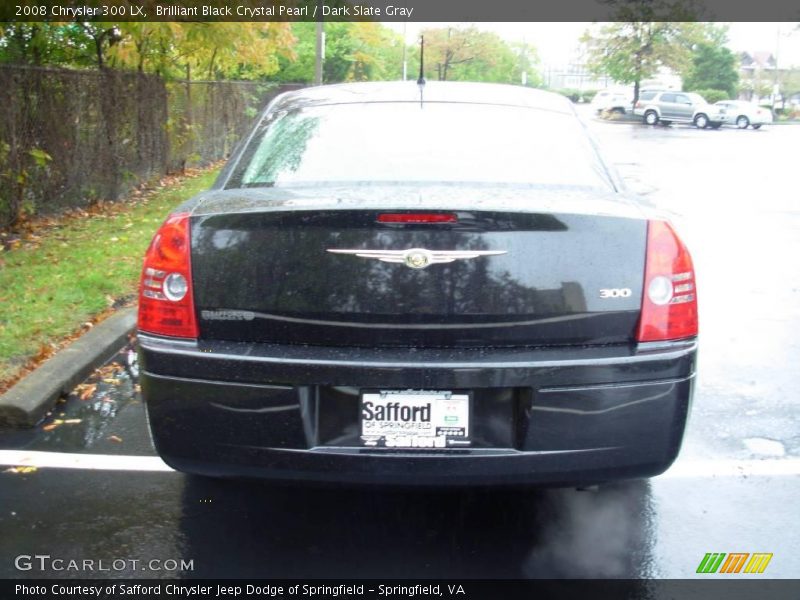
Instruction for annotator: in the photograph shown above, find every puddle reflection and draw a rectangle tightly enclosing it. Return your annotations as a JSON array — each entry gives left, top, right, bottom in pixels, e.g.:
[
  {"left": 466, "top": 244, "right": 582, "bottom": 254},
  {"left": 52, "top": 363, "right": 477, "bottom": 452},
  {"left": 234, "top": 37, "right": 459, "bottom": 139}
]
[{"left": 176, "top": 477, "right": 655, "bottom": 578}]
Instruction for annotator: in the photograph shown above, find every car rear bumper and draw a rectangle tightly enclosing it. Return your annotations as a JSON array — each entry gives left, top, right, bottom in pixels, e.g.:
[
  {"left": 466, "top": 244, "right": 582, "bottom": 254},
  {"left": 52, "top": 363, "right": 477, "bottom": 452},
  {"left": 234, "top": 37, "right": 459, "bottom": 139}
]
[{"left": 139, "top": 334, "right": 697, "bottom": 486}]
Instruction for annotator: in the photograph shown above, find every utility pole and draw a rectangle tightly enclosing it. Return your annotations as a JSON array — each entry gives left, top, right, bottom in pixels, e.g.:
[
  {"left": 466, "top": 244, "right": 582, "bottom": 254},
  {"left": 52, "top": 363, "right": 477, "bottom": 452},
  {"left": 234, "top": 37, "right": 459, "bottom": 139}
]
[{"left": 774, "top": 24, "right": 780, "bottom": 105}]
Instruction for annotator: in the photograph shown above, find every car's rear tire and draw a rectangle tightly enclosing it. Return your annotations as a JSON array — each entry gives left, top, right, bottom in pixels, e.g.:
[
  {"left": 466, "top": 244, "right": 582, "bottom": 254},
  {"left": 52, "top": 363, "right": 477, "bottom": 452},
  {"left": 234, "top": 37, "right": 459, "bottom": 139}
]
[
  {"left": 694, "top": 113, "right": 709, "bottom": 129},
  {"left": 644, "top": 110, "right": 658, "bottom": 126},
  {"left": 736, "top": 115, "right": 750, "bottom": 129},
  {"left": 752, "top": 124, "right": 762, "bottom": 130}
]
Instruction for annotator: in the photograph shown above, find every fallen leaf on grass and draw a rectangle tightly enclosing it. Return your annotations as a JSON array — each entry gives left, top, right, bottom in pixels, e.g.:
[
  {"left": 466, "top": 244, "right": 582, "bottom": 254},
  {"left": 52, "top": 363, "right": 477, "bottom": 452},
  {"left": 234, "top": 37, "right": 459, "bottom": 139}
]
[
  {"left": 33, "top": 343, "right": 56, "bottom": 363},
  {"left": 108, "top": 435, "right": 123, "bottom": 443}
]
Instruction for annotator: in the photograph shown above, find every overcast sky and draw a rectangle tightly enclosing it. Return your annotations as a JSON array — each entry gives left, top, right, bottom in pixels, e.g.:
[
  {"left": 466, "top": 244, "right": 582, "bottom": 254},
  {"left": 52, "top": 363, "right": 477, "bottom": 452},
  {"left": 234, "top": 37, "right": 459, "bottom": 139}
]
[{"left": 385, "top": 22, "right": 800, "bottom": 68}]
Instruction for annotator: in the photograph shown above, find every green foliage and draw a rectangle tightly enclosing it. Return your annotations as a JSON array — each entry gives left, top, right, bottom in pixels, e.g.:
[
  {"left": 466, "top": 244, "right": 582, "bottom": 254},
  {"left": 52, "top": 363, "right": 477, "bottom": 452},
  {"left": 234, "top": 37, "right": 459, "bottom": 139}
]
[
  {"left": 0, "top": 168, "right": 219, "bottom": 385},
  {"left": 683, "top": 43, "right": 739, "bottom": 98},
  {"left": 0, "top": 143, "right": 53, "bottom": 228},
  {"left": 1, "top": 21, "right": 542, "bottom": 89},
  {"left": 28, "top": 148, "right": 52, "bottom": 168},
  {"left": 273, "top": 22, "right": 404, "bottom": 84},
  {"left": 552, "top": 89, "right": 597, "bottom": 103},
  {"left": 553, "top": 89, "right": 583, "bottom": 102},
  {"left": 0, "top": 22, "right": 296, "bottom": 79},
  {"left": 581, "top": 89, "right": 600, "bottom": 101},
  {"left": 406, "top": 26, "right": 541, "bottom": 86},
  {"left": 0, "top": 23, "right": 97, "bottom": 66},
  {"left": 691, "top": 89, "right": 730, "bottom": 104},
  {"left": 581, "top": 22, "right": 698, "bottom": 101}
]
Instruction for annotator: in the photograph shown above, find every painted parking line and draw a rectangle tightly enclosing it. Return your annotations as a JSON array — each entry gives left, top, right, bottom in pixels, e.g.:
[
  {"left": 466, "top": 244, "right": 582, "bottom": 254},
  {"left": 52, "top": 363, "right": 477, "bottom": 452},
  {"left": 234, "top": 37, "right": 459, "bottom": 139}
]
[
  {"left": 0, "top": 450, "right": 173, "bottom": 472},
  {"left": 2, "top": 449, "right": 800, "bottom": 478},
  {"left": 662, "top": 457, "right": 800, "bottom": 479}
]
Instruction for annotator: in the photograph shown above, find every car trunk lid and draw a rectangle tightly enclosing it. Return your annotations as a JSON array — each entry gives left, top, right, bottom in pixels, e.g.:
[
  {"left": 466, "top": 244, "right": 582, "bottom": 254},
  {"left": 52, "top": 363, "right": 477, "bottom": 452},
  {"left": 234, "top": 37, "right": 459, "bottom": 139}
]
[{"left": 189, "top": 186, "right": 647, "bottom": 348}]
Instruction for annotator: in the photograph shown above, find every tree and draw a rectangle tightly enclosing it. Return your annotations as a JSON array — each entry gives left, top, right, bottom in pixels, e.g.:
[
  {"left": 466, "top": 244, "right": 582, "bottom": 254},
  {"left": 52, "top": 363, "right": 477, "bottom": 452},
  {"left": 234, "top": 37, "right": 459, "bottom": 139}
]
[
  {"left": 580, "top": 0, "right": 706, "bottom": 104},
  {"left": 409, "top": 26, "right": 541, "bottom": 85},
  {"left": 117, "top": 23, "right": 295, "bottom": 80},
  {"left": 581, "top": 22, "right": 697, "bottom": 104},
  {"left": 79, "top": 23, "right": 123, "bottom": 70},
  {"left": 0, "top": 22, "right": 296, "bottom": 80},
  {"left": 274, "top": 22, "right": 403, "bottom": 84},
  {"left": 0, "top": 22, "right": 100, "bottom": 67},
  {"left": 682, "top": 43, "right": 739, "bottom": 97},
  {"left": 511, "top": 41, "right": 544, "bottom": 88}
]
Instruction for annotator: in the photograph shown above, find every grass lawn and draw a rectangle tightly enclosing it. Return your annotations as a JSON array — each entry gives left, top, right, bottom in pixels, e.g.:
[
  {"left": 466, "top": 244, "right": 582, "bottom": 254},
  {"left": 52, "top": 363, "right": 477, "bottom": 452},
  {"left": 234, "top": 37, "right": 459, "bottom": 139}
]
[{"left": 0, "top": 168, "right": 219, "bottom": 389}]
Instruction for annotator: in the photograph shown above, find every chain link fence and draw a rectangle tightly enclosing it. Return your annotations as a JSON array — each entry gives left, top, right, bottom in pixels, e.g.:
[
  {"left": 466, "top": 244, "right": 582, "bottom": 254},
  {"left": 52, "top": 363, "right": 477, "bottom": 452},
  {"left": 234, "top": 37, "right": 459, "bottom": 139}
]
[{"left": 0, "top": 65, "right": 299, "bottom": 229}]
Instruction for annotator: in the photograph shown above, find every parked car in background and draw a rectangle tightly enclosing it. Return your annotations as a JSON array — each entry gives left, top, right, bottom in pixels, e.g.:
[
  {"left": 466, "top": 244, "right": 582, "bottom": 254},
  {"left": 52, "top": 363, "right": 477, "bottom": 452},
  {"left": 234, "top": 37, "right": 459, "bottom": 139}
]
[
  {"left": 138, "top": 82, "right": 698, "bottom": 487},
  {"left": 590, "top": 89, "right": 633, "bottom": 115},
  {"left": 714, "top": 100, "right": 773, "bottom": 129},
  {"left": 634, "top": 90, "right": 724, "bottom": 128}
]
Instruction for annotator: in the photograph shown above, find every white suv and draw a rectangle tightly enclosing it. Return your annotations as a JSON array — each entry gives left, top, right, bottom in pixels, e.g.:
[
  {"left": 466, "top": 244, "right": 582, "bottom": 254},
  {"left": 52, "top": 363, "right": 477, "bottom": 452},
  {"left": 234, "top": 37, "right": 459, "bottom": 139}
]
[
  {"left": 633, "top": 90, "right": 725, "bottom": 128},
  {"left": 590, "top": 89, "right": 633, "bottom": 115}
]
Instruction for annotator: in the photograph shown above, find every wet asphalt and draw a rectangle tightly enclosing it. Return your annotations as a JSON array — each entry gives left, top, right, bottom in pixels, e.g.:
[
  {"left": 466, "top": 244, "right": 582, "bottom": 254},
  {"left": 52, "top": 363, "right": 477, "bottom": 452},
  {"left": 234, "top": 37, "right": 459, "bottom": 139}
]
[{"left": 1, "top": 109, "right": 799, "bottom": 579}]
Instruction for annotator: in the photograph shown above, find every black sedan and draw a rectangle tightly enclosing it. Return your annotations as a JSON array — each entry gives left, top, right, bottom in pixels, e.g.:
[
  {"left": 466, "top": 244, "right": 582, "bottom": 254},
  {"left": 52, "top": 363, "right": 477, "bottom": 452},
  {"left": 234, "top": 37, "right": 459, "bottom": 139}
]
[{"left": 137, "top": 82, "right": 698, "bottom": 486}]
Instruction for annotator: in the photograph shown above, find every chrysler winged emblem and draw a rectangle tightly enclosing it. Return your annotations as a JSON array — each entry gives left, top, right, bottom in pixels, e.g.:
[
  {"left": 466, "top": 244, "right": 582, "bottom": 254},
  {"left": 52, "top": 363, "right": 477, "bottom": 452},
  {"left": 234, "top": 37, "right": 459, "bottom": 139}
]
[{"left": 326, "top": 248, "right": 507, "bottom": 270}]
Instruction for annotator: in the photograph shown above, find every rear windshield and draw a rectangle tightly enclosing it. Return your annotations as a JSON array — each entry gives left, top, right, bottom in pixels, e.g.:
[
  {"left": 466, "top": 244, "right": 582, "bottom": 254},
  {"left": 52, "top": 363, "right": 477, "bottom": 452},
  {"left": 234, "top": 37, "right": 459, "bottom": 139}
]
[{"left": 226, "top": 102, "right": 614, "bottom": 190}]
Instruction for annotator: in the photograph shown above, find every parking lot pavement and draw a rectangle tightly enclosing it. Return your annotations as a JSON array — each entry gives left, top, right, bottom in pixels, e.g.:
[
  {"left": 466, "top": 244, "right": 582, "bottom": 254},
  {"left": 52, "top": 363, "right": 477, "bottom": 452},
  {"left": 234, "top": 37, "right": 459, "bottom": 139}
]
[{"left": 1, "top": 118, "right": 799, "bottom": 579}]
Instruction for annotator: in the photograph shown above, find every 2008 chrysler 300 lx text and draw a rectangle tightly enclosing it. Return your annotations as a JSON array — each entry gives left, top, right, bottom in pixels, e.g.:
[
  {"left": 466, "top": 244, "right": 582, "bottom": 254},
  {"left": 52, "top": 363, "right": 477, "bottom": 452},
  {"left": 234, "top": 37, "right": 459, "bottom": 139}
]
[{"left": 137, "top": 82, "right": 698, "bottom": 486}]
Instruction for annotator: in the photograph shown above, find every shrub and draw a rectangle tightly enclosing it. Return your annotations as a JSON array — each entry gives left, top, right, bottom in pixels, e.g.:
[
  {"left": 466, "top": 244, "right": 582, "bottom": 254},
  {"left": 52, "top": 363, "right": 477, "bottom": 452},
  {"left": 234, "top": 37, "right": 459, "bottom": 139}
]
[
  {"left": 581, "top": 89, "right": 599, "bottom": 103},
  {"left": 553, "top": 88, "right": 581, "bottom": 103},
  {"left": 691, "top": 89, "right": 730, "bottom": 104}
]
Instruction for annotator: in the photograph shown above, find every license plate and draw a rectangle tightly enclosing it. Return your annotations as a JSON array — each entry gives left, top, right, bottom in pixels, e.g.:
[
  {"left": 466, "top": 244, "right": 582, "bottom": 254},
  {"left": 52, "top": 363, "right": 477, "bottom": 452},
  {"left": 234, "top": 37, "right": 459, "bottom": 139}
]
[{"left": 360, "top": 390, "right": 470, "bottom": 448}]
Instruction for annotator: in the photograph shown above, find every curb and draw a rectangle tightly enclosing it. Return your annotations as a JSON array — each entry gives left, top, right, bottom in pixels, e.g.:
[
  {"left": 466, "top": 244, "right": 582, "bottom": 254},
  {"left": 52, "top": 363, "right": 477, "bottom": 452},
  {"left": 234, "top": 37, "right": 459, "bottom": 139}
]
[{"left": 0, "top": 307, "right": 137, "bottom": 428}]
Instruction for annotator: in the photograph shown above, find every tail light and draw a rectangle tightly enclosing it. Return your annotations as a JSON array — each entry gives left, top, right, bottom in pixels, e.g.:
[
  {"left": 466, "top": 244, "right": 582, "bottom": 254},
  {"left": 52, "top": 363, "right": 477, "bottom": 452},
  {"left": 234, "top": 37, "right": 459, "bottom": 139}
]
[
  {"left": 636, "top": 220, "right": 698, "bottom": 342},
  {"left": 137, "top": 212, "right": 198, "bottom": 338},
  {"left": 635, "top": 101, "right": 642, "bottom": 109}
]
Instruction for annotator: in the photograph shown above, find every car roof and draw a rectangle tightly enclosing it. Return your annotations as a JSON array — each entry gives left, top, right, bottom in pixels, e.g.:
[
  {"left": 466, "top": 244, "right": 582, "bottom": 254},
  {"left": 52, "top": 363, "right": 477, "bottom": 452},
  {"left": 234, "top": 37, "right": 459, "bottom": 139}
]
[{"left": 271, "top": 81, "right": 575, "bottom": 115}]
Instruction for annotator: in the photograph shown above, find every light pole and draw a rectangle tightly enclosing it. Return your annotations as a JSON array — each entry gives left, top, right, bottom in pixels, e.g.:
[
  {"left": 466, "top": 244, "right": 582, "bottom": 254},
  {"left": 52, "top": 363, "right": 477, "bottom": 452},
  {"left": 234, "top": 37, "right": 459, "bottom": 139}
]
[
  {"left": 402, "top": 22, "right": 407, "bottom": 81},
  {"left": 314, "top": 1, "right": 324, "bottom": 86}
]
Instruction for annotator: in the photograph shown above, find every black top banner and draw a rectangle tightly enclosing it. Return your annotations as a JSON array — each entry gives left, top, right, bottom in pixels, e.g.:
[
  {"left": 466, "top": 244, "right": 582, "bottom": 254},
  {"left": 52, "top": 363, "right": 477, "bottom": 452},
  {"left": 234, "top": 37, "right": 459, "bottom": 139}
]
[{"left": 3, "top": 0, "right": 800, "bottom": 22}]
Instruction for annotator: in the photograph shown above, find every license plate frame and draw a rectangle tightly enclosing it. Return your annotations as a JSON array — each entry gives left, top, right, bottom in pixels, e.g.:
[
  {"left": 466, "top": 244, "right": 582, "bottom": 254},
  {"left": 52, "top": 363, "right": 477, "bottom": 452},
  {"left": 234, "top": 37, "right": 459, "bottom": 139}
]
[{"left": 359, "top": 389, "right": 471, "bottom": 449}]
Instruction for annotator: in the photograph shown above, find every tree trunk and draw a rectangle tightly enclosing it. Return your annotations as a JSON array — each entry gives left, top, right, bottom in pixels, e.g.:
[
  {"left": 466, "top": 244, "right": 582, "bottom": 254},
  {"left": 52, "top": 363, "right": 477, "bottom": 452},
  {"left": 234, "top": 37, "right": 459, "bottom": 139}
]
[{"left": 95, "top": 36, "right": 105, "bottom": 70}]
